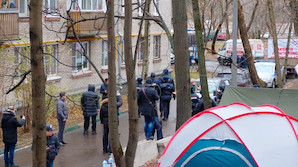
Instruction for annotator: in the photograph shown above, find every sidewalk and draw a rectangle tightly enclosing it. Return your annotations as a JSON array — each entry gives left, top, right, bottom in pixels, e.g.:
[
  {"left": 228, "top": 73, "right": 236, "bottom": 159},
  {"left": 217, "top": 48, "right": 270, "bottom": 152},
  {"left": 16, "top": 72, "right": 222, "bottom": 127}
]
[{"left": 0, "top": 100, "right": 176, "bottom": 167}]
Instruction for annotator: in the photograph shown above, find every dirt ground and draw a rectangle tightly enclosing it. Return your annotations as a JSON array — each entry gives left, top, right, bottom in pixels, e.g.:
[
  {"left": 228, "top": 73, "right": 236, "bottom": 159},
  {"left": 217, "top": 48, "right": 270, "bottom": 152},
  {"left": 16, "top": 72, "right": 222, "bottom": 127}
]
[{"left": 284, "top": 79, "right": 298, "bottom": 89}]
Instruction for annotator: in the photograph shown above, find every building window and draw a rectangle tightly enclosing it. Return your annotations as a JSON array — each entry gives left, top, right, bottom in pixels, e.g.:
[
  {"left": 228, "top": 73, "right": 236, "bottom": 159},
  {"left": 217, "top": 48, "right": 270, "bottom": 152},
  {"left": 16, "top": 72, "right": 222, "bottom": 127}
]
[
  {"left": 45, "top": 0, "right": 57, "bottom": 15},
  {"left": 138, "top": 0, "right": 145, "bottom": 16},
  {"left": 19, "top": 0, "right": 28, "bottom": 17},
  {"left": 72, "top": 42, "right": 89, "bottom": 71},
  {"left": 68, "top": 0, "right": 106, "bottom": 12},
  {"left": 14, "top": 46, "right": 30, "bottom": 80},
  {"left": 153, "top": 35, "right": 161, "bottom": 59},
  {"left": 138, "top": 37, "right": 144, "bottom": 61},
  {"left": 117, "top": 37, "right": 124, "bottom": 64},
  {"left": 120, "top": 0, "right": 124, "bottom": 15},
  {"left": 102, "top": 40, "right": 108, "bottom": 67},
  {"left": 153, "top": 0, "right": 159, "bottom": 16},
  {"left": 44, "top": 44, "right": 58, "bottom": 76}
]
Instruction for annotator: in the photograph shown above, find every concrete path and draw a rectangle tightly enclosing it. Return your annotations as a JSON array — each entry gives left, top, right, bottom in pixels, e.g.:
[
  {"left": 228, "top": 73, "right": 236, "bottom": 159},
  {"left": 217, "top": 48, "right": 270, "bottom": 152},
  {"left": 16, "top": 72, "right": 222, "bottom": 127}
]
[{"left": 0, "top": 100, "right": 177, "bottom": 167}]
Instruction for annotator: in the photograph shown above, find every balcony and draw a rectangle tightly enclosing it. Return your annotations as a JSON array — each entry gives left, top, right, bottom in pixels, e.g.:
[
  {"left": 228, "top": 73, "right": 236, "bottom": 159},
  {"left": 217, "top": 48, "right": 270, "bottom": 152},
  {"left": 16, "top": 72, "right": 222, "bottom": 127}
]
[
  {"left": 0, "top": 10, "right": 19, "bottom": 41},
  {"left": 67, "top": 11, "right": 107, "bottom": 38}
]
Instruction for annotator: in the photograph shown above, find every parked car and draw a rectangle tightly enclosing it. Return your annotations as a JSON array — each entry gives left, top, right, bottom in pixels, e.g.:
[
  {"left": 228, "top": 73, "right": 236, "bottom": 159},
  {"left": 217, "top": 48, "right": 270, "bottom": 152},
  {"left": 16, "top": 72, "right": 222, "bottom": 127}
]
[
  {"left": 254, "top": 60, "right": 284, "bottom": 88},
  {"left": 196, "top": 78, "right": 222, "bottom": 100},
  {"left": 216, "top": 69, "right": 251, "bottom": 87},
  {"left": 217, "top": 32, "right": 227, "bottom": 41}
]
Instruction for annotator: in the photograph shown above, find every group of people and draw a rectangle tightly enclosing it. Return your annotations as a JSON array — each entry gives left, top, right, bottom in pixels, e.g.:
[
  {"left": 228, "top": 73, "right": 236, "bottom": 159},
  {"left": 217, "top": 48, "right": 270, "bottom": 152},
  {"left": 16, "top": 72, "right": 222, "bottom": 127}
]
[{"left": 137, "top": 69, "right": 176, "bottom": 140}]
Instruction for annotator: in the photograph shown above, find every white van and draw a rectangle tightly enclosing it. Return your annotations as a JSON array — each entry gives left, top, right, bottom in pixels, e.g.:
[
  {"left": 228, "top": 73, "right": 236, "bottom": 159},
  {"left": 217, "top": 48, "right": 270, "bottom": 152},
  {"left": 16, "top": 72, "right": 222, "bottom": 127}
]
[{"left": 217, "top": 39, "right": 264, "bottom": 65}]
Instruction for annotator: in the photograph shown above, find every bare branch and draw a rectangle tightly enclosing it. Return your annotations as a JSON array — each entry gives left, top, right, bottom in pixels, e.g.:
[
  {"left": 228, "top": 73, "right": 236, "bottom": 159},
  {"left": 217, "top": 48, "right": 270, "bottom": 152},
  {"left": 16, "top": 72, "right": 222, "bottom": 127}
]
[{"left": 6, "top": 70, "right": 31, "bottom": 95}]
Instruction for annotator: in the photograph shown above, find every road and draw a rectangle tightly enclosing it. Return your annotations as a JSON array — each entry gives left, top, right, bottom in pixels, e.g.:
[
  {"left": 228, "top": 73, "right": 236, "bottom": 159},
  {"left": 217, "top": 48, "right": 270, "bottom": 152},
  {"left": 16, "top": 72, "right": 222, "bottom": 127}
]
[{"left": 0, "top": 100, "right": 177, "bottom": 167}]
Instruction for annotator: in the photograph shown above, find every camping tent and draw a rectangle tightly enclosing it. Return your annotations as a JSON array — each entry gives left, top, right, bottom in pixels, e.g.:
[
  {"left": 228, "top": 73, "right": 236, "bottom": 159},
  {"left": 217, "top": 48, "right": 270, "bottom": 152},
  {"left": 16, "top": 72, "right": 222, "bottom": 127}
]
[
  {"left": 219, "top": 87, "right": 298, "bottom": 118},
  {"left": 158, "top": 103, "right": 298, "bottom": 167}
]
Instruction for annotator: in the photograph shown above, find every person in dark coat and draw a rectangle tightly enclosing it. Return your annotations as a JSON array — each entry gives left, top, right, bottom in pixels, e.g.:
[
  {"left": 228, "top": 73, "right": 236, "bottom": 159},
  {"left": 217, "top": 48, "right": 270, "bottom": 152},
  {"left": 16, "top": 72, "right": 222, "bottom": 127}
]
[
  {"left": 46, "top": 124, "right": 60, "bottom": 167},
  {"left": 191, "top": 87, "right": 200, "bottom": 116},
  {"left": 136, "top": 78, "right": 144, "bottom": 118},
  {"left": 100, "top": 78, "right": 109, "bottom": 100},
  {"left": 100, "top": 92, "right": 123, "bottom": 153},
  {"left": 137, "top": 78, "right": 161, "bottom": 140},
  {"left": 194, "top": 97, "right": 217, "bottom": 115},
  {"left": 56, "top": 92, "right": 68, "bottom": 145},
  {"left": 81, "top": 84, "right": 100, "bottom": 135},
  {"left": 1, "top": 106, "right": 25, "bottom": 167},
  {"left": 159, "top": 72, "right": 175, "bottom": 121}
]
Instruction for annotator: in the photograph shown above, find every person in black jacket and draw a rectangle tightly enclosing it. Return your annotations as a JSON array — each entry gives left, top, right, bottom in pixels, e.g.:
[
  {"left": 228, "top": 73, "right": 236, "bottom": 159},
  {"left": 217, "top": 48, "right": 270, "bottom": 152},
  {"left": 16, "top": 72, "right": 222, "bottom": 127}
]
[
  {"left": 138, "top": 78, "right": 160, "bottom": 140},
  {"left": 159, "top": 75, "right": 175, "bottom": 121},
  {"left": 56, "top": 92, "right": 68, "bottom": 145},
  {"left": 46, "top": 124, "right": 60, "bottom": 167},
  {"left": 1, "top": 106, "right": 25, "bottom": 167},
  {"left": 100, "top": 78, "right": 109, "bottom": 100},
  {"left": 81, "top": 84, "right": 100, "bottom": 135},
  {"left": 100, "top": 92, "right": 123, "bottom": 153}
]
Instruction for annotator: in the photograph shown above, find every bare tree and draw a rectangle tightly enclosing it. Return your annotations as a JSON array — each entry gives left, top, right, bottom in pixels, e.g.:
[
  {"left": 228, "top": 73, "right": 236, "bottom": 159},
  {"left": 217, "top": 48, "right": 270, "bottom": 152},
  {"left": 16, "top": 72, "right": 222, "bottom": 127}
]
[
  {"left": 172, "top": 0, "right": 192, "bottom": 129},
  {"left": 267, "top": 0, "right": 283, "bottom": 88},
  {"left": 124, "top": 0, "right": 139, "bottom": 166},
  {"left": 107, "top": 0, "right": 125, "bottom": 166},
  {"left": 29, "top": 0, "right": 46, "bottom": 166},
  {"left": 238, "top": 0, "right": 266, "bottom": 87},
  {"left": 192, "top": 0, "right": 212, "bottom": 109},
  {"left": 141, "top": 0, "right": 152, "bottom": 80},
  {"left": 292, "top": 0, "right": 298, "bottom": 36}
]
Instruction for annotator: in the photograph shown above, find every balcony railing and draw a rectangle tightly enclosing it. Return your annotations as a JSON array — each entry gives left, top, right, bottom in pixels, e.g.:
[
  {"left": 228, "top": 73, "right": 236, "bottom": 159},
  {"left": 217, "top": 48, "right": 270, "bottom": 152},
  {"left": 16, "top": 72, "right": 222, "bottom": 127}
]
[
  {"left": 0, "top": 11, "right": 19, "bottom": 40},
  {"left": 68, "top": 11, "right": 107, "bottom": 38}
]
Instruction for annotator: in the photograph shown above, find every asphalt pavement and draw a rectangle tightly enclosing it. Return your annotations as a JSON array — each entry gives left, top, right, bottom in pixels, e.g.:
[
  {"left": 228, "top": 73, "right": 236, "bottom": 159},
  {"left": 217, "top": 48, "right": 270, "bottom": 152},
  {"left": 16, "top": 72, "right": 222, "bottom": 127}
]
[{"left": 0, "top": 100, "right": 176, "bottom": 167}]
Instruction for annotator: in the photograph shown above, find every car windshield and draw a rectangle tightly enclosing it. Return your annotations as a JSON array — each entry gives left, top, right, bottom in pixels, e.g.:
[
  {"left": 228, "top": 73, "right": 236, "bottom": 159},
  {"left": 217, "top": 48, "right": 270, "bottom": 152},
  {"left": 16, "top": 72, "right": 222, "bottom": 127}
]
[
  {"left": 255, "top": 64, "right": 275, "bottom": 73},
  {"left": 196, "top": 80, "right": 219, "bottom": 94},
  {"left": 217, "top": 73, "right": 245, "bottom": 82}
]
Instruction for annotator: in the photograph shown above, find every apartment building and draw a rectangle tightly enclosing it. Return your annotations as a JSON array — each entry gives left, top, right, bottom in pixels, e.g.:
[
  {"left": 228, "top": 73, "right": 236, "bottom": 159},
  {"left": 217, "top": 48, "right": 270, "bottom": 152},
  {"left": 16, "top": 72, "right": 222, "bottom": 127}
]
[{"left": 0, "top": 0, "right": 172, "bottom": 104}]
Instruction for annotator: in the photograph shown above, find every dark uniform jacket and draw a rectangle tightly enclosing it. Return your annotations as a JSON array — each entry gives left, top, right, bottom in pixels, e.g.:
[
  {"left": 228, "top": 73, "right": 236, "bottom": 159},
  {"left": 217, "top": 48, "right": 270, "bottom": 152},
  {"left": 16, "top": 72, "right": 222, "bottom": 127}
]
[
  {"left": 81, "top": 84, "right": 100, "bottom": 117},
  {"left": 100, "top": 83, "right": 108, "bottom": 100},
  {"left": 137, "top": 86, "right": 159, "bottom": 117},
  {"left": 1, "top": 109, "right": 25, "bottom": 144}
]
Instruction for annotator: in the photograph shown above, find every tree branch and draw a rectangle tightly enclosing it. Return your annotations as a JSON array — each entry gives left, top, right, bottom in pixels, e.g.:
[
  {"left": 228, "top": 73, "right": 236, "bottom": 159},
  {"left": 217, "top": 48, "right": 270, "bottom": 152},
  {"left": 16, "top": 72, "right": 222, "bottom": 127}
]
[{"left": 6, "top": 70, "right": 31, "bottom": 95}]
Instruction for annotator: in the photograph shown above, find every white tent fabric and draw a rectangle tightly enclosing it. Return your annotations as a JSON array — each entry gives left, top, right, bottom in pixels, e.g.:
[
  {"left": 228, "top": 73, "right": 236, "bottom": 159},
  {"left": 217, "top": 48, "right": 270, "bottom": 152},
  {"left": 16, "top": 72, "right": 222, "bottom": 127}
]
[{"left": 158, "top": 103, "right": 298, "bottom": 167}]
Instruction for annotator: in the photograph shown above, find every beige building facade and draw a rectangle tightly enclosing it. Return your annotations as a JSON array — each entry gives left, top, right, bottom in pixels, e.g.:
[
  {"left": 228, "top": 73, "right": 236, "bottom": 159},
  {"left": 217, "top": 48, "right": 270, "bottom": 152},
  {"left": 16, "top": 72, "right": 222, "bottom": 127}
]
[{"left": 0, "top": 0, "right": 173, "bottom": 105}]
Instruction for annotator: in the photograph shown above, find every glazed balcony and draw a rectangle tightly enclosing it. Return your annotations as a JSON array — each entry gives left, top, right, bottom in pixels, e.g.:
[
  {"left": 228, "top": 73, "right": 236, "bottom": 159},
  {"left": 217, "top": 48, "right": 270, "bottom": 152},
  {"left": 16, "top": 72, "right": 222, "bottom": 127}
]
[{"left": 67, "top": 11, "right": 107, "bottom": 38}]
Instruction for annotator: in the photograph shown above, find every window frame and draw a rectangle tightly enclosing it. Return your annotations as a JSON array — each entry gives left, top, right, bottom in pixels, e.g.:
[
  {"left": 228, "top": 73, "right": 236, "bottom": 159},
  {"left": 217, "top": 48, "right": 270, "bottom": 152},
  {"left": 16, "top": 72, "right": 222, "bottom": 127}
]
[
  {"left": 44, "top": 44, "right": 58, "bottom": 76},
  {"left": 138, "top": 37, "right": 145, "bottom": 61},
  {"left": 19, "top": 0, "right": 28, "bottom": 17},
  {"left": 72, "top": 42, "right": 90, "bottom": 72},
  {"left": 44, "top": 0, "right": 58, "bottom": 15},
  {"left": 14, "top": 46, "right": 30, "bottom": 81},
  {"left": 153, "top": 0, "right": 159, "bottom": 16},
  {"left": 138, "top": 0, "right": 145, "bottom": 16},
  {"left": 153, "top": 35, "right": 161, "bottom": 59},
  {"left": 102, "top": 40, "right": 108, "bottom": 68},
  {"left": 67, "top": 0, "right": 106, "bottom": 12}
]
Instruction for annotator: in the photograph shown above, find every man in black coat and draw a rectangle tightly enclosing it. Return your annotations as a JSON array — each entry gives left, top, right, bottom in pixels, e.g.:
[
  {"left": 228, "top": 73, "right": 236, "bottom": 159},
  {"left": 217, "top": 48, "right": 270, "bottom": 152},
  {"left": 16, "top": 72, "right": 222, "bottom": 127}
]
[
  {"left": 159, "top": 74, "right": 175, "bottom": 121},
  {"left": 138, "top": 78, "right": 161, "bottom": 140},
  {"left": 46, "top": 124, "right": 60, "bottom": 167},
  {"left": 99, "top": 92, "right": 123, "bottom": 153},
  {"left": 81, "top": 84, "right": 100, "bottom": 135},
  {"left": 56, "top": 92, "right": 68, "bottom": 145},
  {"left": 100, "top": 78, "right": 109, "bottom": 100},
  {"left": 1, "top": 106, "right": 25, "bottom": 167}
]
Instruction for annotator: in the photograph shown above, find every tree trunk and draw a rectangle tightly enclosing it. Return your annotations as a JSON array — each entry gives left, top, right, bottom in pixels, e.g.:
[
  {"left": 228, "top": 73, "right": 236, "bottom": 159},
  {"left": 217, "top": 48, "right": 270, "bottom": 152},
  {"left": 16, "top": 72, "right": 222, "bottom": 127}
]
[
  {"left": 107, "top": 0, "right": 124, "bottom": 166},
  {"left": 267, "top": 0, "right": 283, "bottom": 88},
  {"left": 225, "top": 0, "right": 230, "bottom": 40},
  {"left": 211, "top": 0, "right": 232, "bottom": 52},
  {"left": 246, "top": 0, "right": 259, "bottom": 32},
  {"left": 141, "top": 0, "right": 152, "bottom": 80},
  {"left": 292, "top": 0, "right": 298, "bottom": 36},
  {"left": 30, "top": 0, "right": 46, "bottom": 166},
  {"left": 172, "top": 0, "right": 192, "bottom": 130},
  {"left": 238, "top": 0, "right": 266, "bottom": 87},
  {"left": 192, "top": 0, "right": 211, "bottom": 109},
  {"left": 124, "top": 0, "right": 138, "bottom": 166}
]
